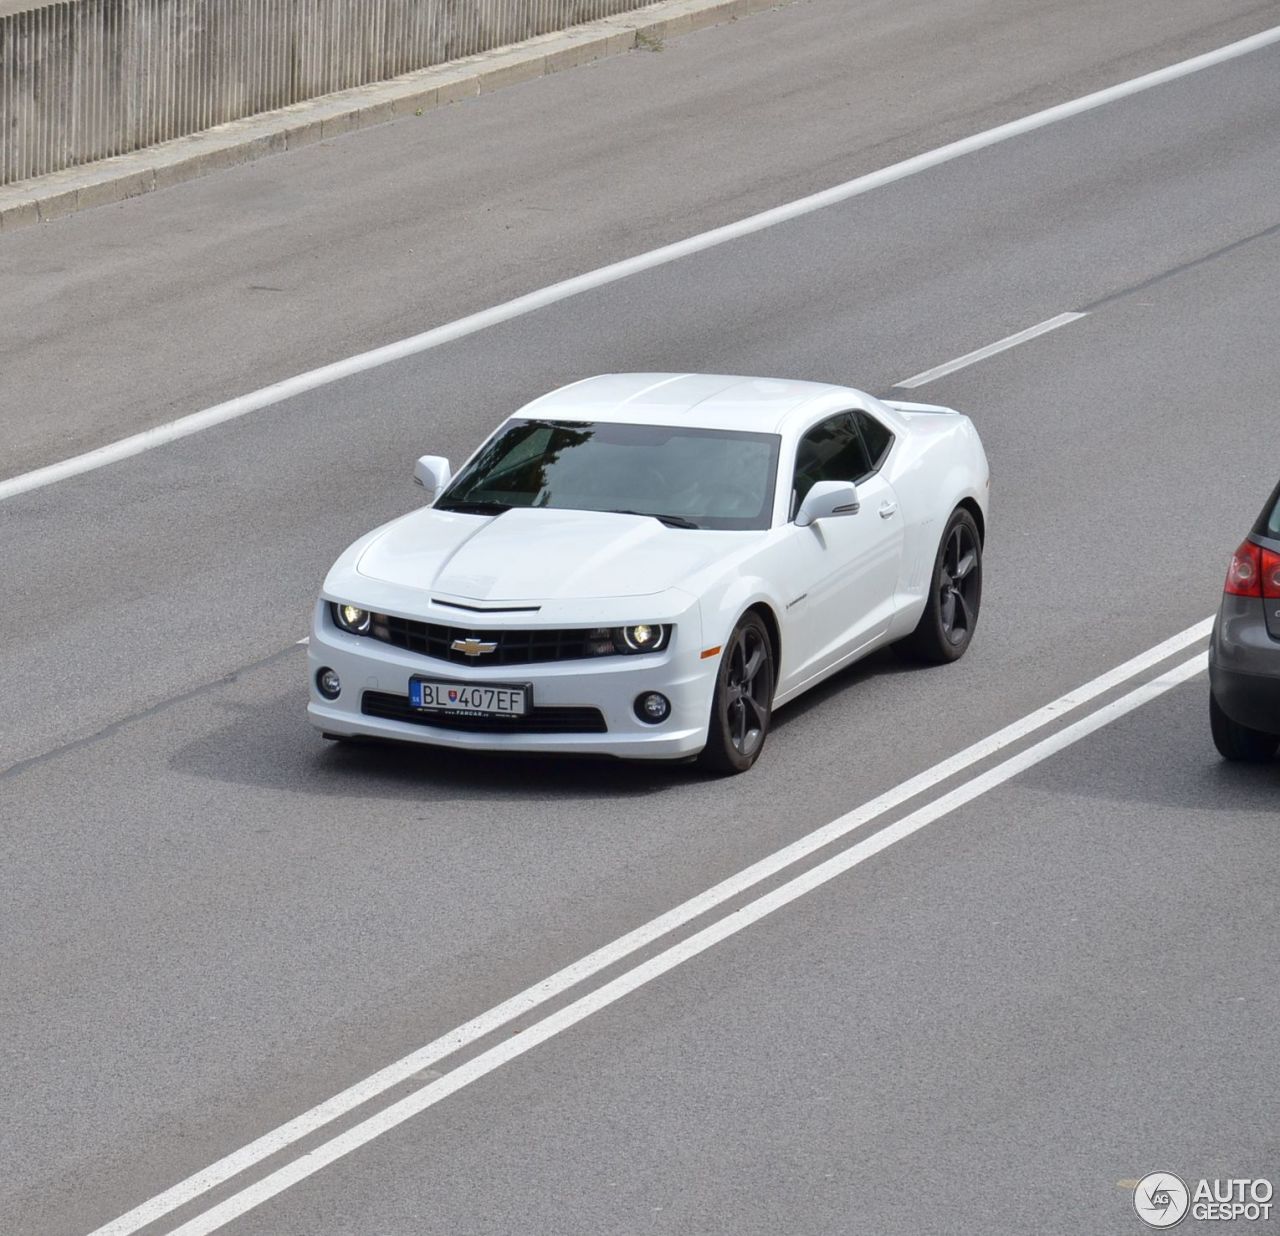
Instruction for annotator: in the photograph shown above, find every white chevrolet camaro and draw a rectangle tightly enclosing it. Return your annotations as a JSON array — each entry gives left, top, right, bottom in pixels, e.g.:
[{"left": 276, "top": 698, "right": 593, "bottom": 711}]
[{"left": 308, "top": 373, "right": 990, "bottom": 772}]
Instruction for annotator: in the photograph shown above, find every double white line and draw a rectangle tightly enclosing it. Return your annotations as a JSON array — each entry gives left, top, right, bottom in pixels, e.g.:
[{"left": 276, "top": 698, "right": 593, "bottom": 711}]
[{"left": 92, "top": 617, "right": 1213, "bottom": 1236}]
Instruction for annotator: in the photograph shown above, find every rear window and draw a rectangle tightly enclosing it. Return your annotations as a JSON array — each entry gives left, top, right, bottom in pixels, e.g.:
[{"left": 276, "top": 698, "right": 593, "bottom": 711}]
[{"left": 1263, "top": 484, "right": 1280, "bottom": 538}]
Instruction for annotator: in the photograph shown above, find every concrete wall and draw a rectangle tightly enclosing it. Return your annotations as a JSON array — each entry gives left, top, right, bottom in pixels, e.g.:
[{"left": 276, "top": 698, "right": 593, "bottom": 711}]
[{"left": 0, "top": 0, "right": 657, "bottom": 185}]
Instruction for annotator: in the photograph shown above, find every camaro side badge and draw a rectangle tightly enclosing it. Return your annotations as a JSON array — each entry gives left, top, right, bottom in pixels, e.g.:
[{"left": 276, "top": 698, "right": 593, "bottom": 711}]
[{"left": 452, "top": 636, "right": 499, "bottom": 657}]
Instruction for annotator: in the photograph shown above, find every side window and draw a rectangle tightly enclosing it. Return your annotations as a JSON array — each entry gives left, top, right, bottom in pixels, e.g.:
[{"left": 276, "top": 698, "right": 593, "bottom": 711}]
[
  {"left": 792, "top": 413, "right": 872, "bottom": 513},
  {"left": 854, "top": 410, "right": 894, "bottom": 472}
]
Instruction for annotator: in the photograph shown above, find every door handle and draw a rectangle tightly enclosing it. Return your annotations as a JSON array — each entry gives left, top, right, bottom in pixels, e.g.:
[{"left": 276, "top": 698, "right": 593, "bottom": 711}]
[{"left": 878, "top": 501, "right": 898, "bottom": 519}]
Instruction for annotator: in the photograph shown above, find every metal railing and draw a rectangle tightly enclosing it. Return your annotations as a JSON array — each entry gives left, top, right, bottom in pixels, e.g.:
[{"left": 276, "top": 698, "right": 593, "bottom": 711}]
[{"left": 0, "top": 0, "right": 655, "bottom": 186}]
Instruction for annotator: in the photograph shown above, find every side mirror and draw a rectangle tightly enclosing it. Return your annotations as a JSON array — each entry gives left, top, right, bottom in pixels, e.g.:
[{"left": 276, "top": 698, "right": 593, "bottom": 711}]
[
  {"left": 795, "top": 480, "right": 860, "bottom": 528},
  {"left": 413, "top": 455, "right": 452, "bottom": 501}
]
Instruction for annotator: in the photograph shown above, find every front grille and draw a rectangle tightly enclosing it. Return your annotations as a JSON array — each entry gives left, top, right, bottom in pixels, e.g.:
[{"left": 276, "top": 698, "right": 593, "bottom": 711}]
[
  {"left": 362, "top": 692, "right": 608, "bottom": 734},
  {"left": 372, "top": 614, "right": 602, "bottom": 666}
]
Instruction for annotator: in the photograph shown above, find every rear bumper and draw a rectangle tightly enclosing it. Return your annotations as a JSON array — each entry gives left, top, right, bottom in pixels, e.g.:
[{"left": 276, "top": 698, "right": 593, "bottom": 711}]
[
  {"left": 1209, "top": 596, "right": 1280, "bottom": 736},
  {"left": 1209, "top": 667, "right": 1280, "bottom": 736}
]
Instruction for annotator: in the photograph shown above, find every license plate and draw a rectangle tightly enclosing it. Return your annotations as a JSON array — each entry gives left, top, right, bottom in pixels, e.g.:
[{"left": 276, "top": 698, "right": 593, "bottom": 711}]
[{"left": 408, "top": 678, "right": 529, "bottom": 717}]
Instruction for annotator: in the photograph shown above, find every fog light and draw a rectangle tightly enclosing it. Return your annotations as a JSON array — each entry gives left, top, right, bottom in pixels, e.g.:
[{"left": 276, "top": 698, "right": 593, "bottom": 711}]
[
  {"left": 635, "top": 692, "right": 671, "bottom": 724},
  {"left": 317, "top": 667, "right": 341, "bottom": 699}
]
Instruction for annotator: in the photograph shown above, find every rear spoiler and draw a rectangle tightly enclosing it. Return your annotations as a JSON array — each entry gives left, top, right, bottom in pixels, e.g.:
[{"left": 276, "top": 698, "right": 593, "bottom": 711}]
[{"left": 880, "top": 399, "right": 959, "bottom": 416}]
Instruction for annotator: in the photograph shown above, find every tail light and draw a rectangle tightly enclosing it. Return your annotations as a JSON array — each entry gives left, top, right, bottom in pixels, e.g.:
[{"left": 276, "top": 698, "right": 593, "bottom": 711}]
[
  {"left": 1267, "top": 548, "right": 1280, "bottom": 599},
  {"left": 1224, "top": 540, "right": 1280, "bottom": 598}
]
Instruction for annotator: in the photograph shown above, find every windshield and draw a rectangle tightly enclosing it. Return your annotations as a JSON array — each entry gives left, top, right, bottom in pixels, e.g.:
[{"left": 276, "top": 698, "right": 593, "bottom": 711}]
[{"left": 438, "top": 419, "right": 782, "bottom": 531}]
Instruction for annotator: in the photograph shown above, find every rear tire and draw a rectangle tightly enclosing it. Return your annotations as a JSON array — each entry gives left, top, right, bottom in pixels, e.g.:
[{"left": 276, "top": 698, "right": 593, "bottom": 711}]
[
  {"left": 698, "top": 612, "right": 775, "bottom": 775},
  {"left": 1210, "top": 692, "right": 1279, "bottom": 762},
  {"left": 898, "top": 507, "right": 983, "bottom": 664}
]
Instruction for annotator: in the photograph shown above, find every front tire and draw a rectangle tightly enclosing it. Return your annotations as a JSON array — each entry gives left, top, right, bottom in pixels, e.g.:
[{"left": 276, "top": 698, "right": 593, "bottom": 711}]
[
  {"left": 899, "top": 507, "right": 983, "bottom": 664},
  {"left": 1210, "top": 692, "right": 1279, "bottom": 762},
  {"left": 698, "top": 612, "right": 775, "bottom": 774}
]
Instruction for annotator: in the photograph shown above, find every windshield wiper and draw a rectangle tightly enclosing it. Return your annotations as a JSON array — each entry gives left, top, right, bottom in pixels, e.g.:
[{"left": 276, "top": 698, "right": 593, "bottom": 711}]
[
  {"left": 434, "top": 500, "right": 512, "bottom": 515},
  {"left": 608, "top": 509, "right": 701, "bottom": 530}
]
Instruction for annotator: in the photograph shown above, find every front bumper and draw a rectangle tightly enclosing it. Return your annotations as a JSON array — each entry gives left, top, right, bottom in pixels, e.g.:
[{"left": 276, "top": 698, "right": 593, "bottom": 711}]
[
  {"left": 1209, "top": 596, "right": 1280, "bottom": 736},
  {"left": 306, "top": 604, "right": 718, "bottom": 760}
]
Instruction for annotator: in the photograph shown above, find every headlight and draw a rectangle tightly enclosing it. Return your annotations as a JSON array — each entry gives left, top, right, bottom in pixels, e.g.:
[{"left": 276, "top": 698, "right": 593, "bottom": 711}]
[
  {"left": 333, "top": 603, "right": 372, "bottom": 635},
  {"left": 618, "top": 624, "right": 670, "bottom": 654},
  {"left": 585, "top": 626, "right": 671, "bottom": 656}
]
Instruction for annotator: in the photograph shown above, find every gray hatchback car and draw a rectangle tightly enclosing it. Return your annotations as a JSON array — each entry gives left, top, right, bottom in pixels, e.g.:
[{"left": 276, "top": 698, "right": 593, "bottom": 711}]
[{"left": 1209, "top": 479, "right": 1280, "bottom": 762}]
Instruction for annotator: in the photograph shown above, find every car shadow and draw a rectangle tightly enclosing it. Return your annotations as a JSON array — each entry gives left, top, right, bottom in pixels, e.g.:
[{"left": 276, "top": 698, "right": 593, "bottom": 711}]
[
  {"left": 769, "top": 645, "right": 913, "bottom": 732},
  {"left": 170, "top": 642, "right": 949, "bottom": 799},
  {"left": 168, "top": 685, "right": 689, "bottom": 801}
]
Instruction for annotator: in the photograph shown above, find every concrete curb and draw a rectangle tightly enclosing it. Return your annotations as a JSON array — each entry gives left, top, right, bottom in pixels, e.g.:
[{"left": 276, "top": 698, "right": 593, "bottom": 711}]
[{"left": 0, "top": 0, "right": 783, "bottom": 234}]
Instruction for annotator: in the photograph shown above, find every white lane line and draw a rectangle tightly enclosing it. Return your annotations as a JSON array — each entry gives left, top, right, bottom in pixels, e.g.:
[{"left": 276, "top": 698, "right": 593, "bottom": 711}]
[
  {"left": 7, "top": 27, "right": 1280, "bottom": 505},
  {"left": 894, "top": 312, "right": 1088, "bottom": 388},
  {"left": 86, "top": 615, "right": 1212, "bottom": 1236},
  {"left": 166, "top": 651, "right": 1210, "bottom": 1236},
  {"left": 295, "top": 637, "right": 309, "bottom": 646}
]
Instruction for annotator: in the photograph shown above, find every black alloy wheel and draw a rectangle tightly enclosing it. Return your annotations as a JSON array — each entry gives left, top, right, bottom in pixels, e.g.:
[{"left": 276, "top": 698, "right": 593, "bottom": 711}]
[
  {"left": 939, "top": 517, "right": 981, "bottom": 647},
  {"left": 699, "top": 612, "right": 775, "bottom": 774},
  {"left": 900, "top": 507, "right": 984, "bottom": 664}
]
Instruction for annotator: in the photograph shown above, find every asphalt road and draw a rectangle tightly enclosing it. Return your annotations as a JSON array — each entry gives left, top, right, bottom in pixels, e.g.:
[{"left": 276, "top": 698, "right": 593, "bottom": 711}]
[
  {"left": 3, "top": 0, "right": 1278, "bottom": 475},
  {"left": 3, "top": 7, "right": 1280, "bottom": 1236}
]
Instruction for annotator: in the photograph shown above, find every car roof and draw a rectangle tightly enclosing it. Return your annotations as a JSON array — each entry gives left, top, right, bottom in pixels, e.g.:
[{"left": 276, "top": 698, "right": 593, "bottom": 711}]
[{"left": 514, "top": 373, "right": 880, "bottom": 434}]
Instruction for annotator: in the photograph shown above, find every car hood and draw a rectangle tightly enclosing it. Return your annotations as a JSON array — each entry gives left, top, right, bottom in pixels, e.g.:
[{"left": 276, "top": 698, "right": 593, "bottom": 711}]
[{"left": 355, "top": 507, "right": 742, "bottom": 602}]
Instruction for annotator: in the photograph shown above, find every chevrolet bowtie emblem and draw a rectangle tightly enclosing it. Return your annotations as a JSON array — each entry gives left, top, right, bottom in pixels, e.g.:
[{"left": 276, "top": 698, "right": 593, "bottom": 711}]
[{"left": 451, "top": 636, "right": 498, "bottom": 657}]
